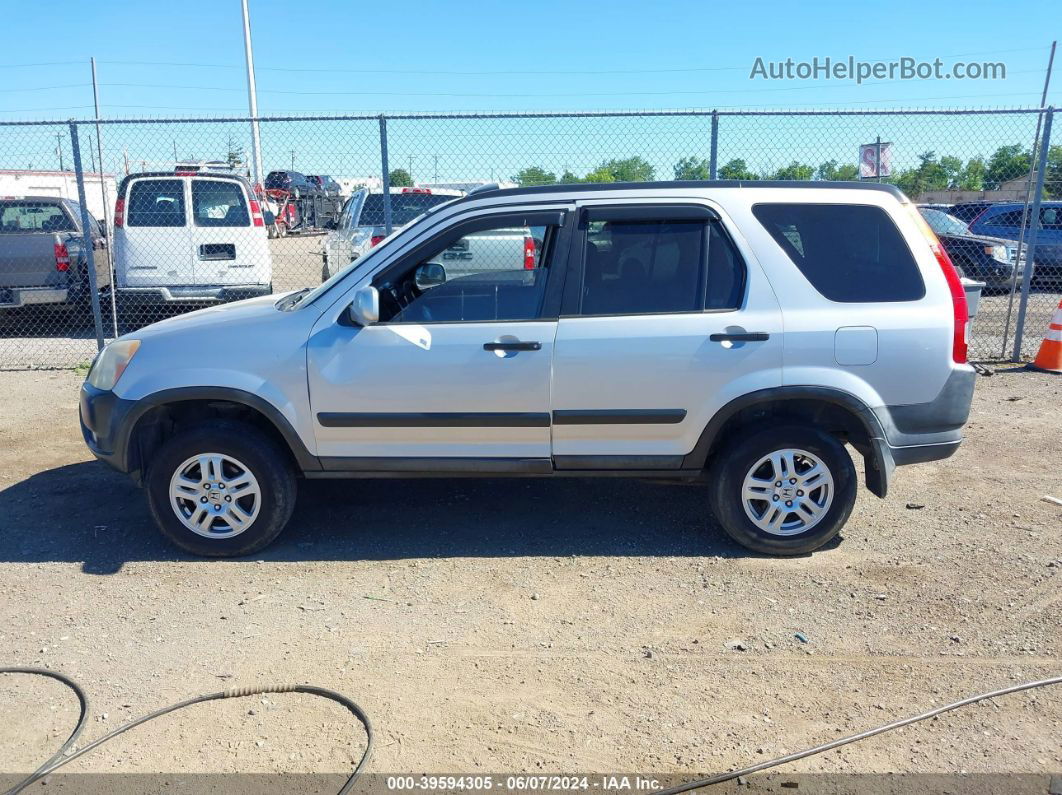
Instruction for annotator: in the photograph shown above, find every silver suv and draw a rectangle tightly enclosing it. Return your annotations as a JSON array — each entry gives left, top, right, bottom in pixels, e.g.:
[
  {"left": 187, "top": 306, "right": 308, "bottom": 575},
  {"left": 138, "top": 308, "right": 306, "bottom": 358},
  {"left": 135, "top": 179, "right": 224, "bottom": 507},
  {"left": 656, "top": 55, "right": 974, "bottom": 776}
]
[{"left": 80, "top": 181, "right": 976, "bottom": 557}]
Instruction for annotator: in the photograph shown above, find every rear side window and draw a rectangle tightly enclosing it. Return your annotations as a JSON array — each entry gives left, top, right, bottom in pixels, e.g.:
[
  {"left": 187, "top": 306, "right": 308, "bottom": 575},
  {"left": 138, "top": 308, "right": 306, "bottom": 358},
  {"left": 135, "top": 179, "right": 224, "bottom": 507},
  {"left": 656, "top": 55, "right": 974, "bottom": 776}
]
[
  {"left": 0, "top": 200, "right": 74, "bottom": 233},
  {"left": 580, "top": 219, "right": 745, "bottom": 315},
  {"left": 127, "top": 179, "right": 185, "bottom": 227},
  {"left": 192, "top": 180, "right": 249, "bottom": 227},
  {"left": 984, "top": 209, "right": 1024, "bottom": 227},
  {"left": 752, "top": 203, "right": 924, "bottom": 302}
]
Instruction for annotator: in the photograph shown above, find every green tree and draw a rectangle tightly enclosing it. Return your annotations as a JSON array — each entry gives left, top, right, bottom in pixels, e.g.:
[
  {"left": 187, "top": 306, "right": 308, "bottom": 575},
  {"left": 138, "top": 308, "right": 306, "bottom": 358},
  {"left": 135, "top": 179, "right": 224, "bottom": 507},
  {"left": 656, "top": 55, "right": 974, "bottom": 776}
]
[
  {"left": 673, "top": 156, "right": 712, "bottom": 180},
  {"left": 512, "top": 166, "right": 557, "bottom": 187},
  {"left": 816, "top": 160, "right": 859, "bottom": 181},
  {"left": 985, "top": 144, "right": 1031, "bottom": 189},
  {"left": 891, "top": 151, "right": 951, "bottom": 197},
  {"left": 590, "top": 156, "right": 656, "bottom": 182},
  {"left": 225, "top": 136, "right": 245, "bottom": 170},
  {"left": 718, "top": 158, "right": 758, "bottom": 180},
  {"left": 389, "top": 168, "right": 413, "bottom": 187},
  {"left": 956, "top": 157, "right": 986, "bottom": 191},
  {"left": 772, "top": 161, "right": 815, "bottom": 181},
  {"left": 1045, "top": 145, "right": 1062, "bottom": 199},
  {"left": 558, "top": 169, "right": 583, "bottom": 184}
]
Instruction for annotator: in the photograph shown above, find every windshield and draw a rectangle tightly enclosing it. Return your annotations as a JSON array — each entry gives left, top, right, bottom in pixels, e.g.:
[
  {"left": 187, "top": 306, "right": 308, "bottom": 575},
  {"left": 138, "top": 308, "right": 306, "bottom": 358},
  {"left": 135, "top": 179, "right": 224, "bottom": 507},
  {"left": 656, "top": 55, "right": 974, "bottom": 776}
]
[
  {"left": 919, "top": 208, "right": 971, "bottom": 237},
  {"left": 359, "top": 193, "right": 456, "bottom": 227}
]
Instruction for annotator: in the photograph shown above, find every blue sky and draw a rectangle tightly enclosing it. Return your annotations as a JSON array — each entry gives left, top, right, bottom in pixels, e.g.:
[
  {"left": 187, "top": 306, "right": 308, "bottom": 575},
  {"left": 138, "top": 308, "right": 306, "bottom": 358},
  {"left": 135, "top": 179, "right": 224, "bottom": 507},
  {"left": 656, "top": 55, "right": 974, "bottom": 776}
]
[
  {"left": 1, "top": 0, "right": 1058, "bottom": 117},
  {"left": 0, "top": 1, "right": 1058, "bottom": 182}
]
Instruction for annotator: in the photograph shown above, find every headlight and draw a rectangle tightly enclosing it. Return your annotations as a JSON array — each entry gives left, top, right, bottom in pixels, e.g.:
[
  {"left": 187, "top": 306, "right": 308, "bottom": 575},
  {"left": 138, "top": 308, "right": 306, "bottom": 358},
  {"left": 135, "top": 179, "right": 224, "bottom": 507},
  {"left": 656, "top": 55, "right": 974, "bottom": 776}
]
[
  {"left": 986, "top": 244, "right": 1009, "bottom": 263},
  {"left": 86, "top": 339, "right": 141, "bottom": 390}
]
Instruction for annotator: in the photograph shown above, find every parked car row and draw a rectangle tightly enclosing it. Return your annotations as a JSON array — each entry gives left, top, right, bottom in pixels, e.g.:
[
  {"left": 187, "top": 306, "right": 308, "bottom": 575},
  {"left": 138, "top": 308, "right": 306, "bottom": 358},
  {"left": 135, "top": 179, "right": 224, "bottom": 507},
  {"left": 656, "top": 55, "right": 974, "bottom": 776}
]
[{"left": 917, "top": 200, "right": 1062, "bottom": 287}]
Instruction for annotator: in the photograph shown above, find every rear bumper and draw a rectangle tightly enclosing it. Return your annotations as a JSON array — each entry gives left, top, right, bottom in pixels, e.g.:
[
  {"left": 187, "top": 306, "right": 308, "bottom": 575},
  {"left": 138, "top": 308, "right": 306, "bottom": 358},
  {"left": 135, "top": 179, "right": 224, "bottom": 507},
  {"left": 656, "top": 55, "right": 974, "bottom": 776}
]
[
  {"left": 116, "top": 284, "right": 272, "bottom": 303},
  {"left": 0, "top": 286, "right": 70, "bottom": 308}
]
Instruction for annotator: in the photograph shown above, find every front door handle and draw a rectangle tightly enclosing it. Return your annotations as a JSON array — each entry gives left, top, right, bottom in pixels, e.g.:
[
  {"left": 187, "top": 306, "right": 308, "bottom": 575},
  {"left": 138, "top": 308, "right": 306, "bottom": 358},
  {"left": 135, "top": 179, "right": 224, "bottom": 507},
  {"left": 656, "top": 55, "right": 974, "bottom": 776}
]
[
  {"left": 710, "top": 332, "right": 770, "bottom": 342},
  {"left": 484, "top": 341, "right": 541, "bottom": 352}
]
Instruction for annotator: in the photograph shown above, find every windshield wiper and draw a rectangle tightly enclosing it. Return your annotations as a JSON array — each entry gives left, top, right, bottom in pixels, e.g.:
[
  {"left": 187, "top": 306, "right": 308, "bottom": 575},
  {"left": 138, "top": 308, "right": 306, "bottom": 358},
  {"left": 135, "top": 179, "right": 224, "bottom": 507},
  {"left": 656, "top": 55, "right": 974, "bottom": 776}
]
[{"left": 277, "top": 287, "right": 312, "bottom": 310}]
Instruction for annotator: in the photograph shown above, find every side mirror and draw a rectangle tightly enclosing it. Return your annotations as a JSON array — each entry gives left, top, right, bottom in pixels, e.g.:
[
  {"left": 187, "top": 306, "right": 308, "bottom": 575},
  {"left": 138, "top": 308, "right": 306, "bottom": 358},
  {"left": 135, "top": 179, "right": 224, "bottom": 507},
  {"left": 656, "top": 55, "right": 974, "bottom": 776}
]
[
  {"left": 348, "top": 285, "right": 379, "bottom": 326},
  {"left": 414, "top": 262, "right": 447, "bottom": 290}
]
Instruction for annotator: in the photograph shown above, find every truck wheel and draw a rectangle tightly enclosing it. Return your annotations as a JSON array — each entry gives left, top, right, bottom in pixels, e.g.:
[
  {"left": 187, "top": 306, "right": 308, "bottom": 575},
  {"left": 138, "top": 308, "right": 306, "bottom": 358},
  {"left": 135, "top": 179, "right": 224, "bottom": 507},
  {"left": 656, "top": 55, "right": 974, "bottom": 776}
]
[
  {"left": 708, "top": 424, "right": 856, "bottom": 556},
  {"left": 145, "top": 420, "right": 296, "bottom": 557}
]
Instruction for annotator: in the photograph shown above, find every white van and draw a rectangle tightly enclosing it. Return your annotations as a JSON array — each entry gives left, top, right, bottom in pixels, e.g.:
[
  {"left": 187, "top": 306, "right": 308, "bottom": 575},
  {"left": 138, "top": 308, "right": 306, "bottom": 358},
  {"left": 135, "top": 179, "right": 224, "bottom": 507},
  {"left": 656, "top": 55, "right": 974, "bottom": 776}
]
[{"left": 113, "top": 166, "right": 272, "bottom": 304}]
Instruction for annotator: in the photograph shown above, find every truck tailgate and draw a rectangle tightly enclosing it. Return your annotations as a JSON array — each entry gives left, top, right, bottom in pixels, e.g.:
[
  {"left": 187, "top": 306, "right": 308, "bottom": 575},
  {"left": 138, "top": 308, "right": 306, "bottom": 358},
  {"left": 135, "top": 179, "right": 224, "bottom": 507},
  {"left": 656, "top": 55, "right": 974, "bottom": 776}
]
[{"left": 0, "top": 234, "right": 66, "bottom": 289}]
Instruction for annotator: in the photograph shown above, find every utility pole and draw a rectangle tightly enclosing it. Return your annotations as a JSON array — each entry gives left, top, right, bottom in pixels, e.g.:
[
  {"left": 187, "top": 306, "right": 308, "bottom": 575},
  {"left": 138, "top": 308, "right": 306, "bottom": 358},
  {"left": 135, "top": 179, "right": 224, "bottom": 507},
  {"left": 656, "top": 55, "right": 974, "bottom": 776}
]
[
  {"left": 433, "top": 154, "right": 438, "bottom": 182},
  {"left": 241, "top": 0, "right": 265, "bottom": 187},
  {"left": 56, "top": 132, "right": 64, "bottom": 171},
  {"left": 173, "top": 140, "right": 179, "bottom": 164},
  {"left": 291, "top": 150, "right": 295, "bottom": 170},
  {"left": 90, "top": 56, "right": 118, "bottom": 338}
]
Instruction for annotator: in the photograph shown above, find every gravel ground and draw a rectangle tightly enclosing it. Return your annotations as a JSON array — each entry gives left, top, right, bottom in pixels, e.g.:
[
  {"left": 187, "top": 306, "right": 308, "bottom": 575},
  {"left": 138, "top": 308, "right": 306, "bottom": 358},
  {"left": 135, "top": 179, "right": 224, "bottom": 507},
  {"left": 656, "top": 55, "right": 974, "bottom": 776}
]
[{"left": 0, "top": 365, "right": 1059, "bottom": 786}]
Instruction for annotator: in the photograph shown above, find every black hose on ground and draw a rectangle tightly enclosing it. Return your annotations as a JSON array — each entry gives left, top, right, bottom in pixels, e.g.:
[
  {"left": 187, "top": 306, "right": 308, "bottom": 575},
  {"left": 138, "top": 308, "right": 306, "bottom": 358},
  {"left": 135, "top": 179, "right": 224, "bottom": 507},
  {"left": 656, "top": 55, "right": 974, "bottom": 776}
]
[
  {"left": 1, "top": 668, "right": 1059, "bottom": 794},
  {"left": 0, "top": 669, "right": 372, "bottom": 795}
]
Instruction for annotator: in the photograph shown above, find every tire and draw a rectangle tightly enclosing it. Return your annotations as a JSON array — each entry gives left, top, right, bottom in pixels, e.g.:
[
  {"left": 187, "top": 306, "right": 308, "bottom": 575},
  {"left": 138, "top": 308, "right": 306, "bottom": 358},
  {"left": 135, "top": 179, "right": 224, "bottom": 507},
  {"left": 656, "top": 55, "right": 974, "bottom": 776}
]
[
  {"left": 145, "top": 419, "right": 297, "bottom": 557},
  {"left": 708, "top": 424, "right": 857, "bottom": 556}
]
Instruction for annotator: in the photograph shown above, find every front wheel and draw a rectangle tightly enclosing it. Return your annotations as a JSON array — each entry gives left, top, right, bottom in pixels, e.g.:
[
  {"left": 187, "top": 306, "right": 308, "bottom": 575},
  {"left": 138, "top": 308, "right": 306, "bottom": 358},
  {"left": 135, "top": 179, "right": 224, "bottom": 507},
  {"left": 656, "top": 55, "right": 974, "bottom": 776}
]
[
  {"left": 708, "top": 424, "right": 857, "bottom": 556},
  {"left": 145, "top": 420, "right": 297, "bottom": 557}
]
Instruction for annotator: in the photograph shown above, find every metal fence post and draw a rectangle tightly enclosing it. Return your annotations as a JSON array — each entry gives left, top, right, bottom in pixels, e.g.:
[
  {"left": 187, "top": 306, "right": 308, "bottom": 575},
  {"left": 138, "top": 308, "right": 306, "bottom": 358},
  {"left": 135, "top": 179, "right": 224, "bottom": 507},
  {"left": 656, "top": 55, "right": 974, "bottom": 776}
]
[
  {"left": 68, "top": 121, "right": 105, "bottom": 352},
  {"left": 1011, "top": 107, "right": 1053, "bottom": 361},
  {"left": 709, "top": 110, "right": 719, "bottom": 179},
  {"left": 379, "top": 115, "right": 392, "bottom": 235}
]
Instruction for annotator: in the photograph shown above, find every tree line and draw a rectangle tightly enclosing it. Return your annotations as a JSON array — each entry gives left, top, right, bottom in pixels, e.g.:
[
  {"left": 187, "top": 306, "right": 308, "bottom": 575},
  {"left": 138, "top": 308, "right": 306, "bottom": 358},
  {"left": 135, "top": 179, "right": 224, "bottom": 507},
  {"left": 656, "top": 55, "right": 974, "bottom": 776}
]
[{"left": 509, "top": 144, "right": 1062, "bottom": 198}]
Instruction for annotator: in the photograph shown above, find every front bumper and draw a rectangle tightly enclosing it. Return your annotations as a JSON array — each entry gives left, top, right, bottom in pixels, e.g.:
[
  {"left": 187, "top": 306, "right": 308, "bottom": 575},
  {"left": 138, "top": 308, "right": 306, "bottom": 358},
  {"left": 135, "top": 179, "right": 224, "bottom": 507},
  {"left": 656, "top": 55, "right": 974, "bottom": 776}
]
[
  {"left": 79, "top": 382, "right": 137, "bottom": 475},
  {"left": 116, "top": 284, "right": 272, "bottom": 303}
]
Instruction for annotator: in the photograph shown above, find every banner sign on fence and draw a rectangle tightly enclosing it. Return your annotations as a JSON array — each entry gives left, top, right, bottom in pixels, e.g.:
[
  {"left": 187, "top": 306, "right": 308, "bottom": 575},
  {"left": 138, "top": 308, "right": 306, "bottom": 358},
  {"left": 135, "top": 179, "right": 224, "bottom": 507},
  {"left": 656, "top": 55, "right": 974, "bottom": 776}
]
[{"left": 859, "top": 141, "right": 893, "bottom": 178}]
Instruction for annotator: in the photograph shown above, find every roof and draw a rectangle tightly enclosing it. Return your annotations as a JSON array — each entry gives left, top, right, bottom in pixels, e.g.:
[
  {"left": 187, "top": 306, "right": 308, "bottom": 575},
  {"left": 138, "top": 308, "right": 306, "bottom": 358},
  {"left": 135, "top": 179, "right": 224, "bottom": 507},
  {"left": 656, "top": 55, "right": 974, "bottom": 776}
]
[{"left": 456, "top": 179, "right": 906, "bottom": 205}]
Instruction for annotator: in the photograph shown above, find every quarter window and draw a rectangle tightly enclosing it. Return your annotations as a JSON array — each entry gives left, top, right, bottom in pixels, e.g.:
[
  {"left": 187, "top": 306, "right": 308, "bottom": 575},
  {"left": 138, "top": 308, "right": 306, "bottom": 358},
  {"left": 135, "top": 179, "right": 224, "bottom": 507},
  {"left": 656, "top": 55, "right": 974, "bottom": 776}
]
[
  {"left": 127, "top": 179, "right": 185, "bottom": 227},
  {"left": 752, "top": 203, "right": 924, "bottom": 303}
]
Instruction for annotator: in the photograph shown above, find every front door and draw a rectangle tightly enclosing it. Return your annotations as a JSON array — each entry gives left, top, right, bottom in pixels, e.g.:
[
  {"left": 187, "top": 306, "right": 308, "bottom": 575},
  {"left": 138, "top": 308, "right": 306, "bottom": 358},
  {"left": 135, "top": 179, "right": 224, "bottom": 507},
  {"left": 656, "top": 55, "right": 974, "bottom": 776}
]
[
  {"left": 307, "top": 206, "right": 574, "bottom": 466},
  {"left": 549, "top": 202, "right": 783, "bottom": 467}
]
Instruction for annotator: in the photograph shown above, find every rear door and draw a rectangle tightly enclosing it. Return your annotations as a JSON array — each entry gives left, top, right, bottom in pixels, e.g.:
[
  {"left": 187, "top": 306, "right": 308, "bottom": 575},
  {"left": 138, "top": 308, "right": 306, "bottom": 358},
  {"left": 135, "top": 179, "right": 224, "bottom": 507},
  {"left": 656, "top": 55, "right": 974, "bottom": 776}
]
[
  {"left": 119, "top": 177, "right": 190, "bottom": 287},
  {"left": 189, "top": 177, "right": 270, "bottom": 286},
  {"left": 549, "top": 201, "right": 783, "bottom": 468}
]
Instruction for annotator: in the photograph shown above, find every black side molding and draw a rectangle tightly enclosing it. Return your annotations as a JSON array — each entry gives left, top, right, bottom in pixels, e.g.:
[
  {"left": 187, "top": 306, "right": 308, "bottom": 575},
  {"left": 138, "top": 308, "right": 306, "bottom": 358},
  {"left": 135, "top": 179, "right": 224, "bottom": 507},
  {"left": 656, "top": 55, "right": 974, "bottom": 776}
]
[
  {"left": 317, "top": 412, "right": 551, "bottom": 428},
  {"left": 552, "top": 409, "right": 686, "bottom": 425}
]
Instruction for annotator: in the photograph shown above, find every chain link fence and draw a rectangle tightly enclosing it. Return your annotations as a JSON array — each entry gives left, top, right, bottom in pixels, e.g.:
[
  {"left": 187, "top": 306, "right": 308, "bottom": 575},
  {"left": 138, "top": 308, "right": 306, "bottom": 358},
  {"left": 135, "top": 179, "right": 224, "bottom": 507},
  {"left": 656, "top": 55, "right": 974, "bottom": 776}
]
[{"left": 0, "top": 107, "right": 1057, "bottom": 369}]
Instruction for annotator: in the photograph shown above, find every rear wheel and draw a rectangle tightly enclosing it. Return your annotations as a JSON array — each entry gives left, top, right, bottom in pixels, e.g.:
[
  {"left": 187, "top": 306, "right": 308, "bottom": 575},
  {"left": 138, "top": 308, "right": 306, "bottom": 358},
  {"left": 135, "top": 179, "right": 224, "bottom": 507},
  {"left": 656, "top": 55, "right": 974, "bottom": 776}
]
[
  {"left": 708, "top": 424, "right": 856, "bottom": 555},
  {"left": 146, "top": 420, "right": 296, "bottom": 557}
]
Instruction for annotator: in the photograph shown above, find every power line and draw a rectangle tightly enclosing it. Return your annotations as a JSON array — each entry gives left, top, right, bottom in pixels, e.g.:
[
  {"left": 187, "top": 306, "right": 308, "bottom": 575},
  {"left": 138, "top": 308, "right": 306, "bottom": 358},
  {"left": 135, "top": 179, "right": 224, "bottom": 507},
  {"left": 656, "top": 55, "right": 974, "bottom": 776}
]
[{"left": 94, "top": 44, "right": 1050, "bottom": 77}]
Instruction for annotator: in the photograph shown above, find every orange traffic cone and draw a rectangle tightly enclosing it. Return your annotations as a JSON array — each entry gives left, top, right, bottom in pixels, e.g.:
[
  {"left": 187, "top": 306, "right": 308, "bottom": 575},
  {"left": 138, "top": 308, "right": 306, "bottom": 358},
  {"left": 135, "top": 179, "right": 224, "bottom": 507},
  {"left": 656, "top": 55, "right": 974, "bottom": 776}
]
[{"left": 1028, "top": 299, "right": 1062, "bottom": 374}]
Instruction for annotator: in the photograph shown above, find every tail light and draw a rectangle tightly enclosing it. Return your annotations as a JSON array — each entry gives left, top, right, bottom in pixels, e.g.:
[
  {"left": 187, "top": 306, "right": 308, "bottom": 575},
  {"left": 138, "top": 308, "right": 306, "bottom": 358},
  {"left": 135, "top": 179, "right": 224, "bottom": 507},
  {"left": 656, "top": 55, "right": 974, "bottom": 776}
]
[
  {"left": 249, "top": 199, "right": 265, "bottom": 228},
  {"left": 54, "top": 240, "right": 71, "bottom": 272},
  {"left": 370, "top": 235, "right": 385, "bottom": 247},
  {"left": 113, "top": 197, "right": 125, "bottom": 227},
  {"left": 908, "top": 205, "right": 968, "bottom": 363},
  {"left": 523, "top": 235, "right": 536, "bottom": 270}
]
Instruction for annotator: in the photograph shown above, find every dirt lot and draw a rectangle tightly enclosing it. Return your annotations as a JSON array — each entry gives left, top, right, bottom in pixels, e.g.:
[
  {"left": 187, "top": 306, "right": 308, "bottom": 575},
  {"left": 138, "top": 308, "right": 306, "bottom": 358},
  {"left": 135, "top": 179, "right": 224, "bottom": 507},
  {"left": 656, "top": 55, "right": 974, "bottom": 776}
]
[{"left": 0, "top": 366, "right": 1059, "bottom": 785}]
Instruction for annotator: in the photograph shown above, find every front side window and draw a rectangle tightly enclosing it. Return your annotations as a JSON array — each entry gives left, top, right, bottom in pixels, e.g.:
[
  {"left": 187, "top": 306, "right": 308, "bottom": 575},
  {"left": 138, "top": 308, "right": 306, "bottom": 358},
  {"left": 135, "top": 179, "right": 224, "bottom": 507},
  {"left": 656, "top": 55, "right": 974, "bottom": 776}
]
[
  {"left": 380, "top": 220, "right": 559, "bottom": 324},
  {"left": 753, "top": 203, "right": 924, "bottom": 302},
  {"left": 192, "top": 180, "right": 250, "bottom": 227},
  {"left": 0, "top": 201, "right": 74, "bottom": 233},
  {"left": 985, "top": 209, "right": 1024, "bottom": 228},
  {"left": 579, "top": 219, "right": 744, "bottom": 315},
  {"left": 127, "top": 179, "right": 185, "bottom": 227}
]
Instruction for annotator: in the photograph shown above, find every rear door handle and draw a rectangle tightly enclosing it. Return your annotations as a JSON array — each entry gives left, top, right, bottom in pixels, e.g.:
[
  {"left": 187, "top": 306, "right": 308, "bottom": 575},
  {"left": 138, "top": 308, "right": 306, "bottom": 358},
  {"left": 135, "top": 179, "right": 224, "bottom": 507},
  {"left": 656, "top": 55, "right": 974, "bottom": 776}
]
[
  {"left": 710, "top": 332, "right": 770, "bottom": 342},
  {"left": 484, "top": 341, "right": 541, "bottom": 351}
]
